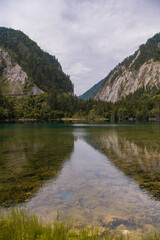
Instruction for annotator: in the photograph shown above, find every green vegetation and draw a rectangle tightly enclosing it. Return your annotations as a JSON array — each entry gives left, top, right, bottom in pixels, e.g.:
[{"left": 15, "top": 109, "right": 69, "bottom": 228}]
[
  {"left": 0, "top": 209, "right": 120, "bottom": 240},
  {"left": 78, "top": 79, "right": 105, "bottom": 100},
  {"left": 101, "top": 32, "right": 160, "bottom": 87},
  {"left": 121, "top": 32, "right": 160, "bottom": 71},
  {"left": 113, "top": 86, "right": 160, "bottom": 121},
  {"left": 0, "top": 27, "right": 73, "bottom": 94},
  {"left": 0, "top": 86, "right": 160, "bottom": 121},
  {"left": 0, "top": 209, "right": 159, "bottom": 240},
  {"left": 0, "top": 126, "right": 74, "bottom": 207},
  {"left": 0, "top": 28, "right": 160, "bottom": 121},
  {"left": 86, "top": 124, "right": 160, "bottom": 201},
  {"left": 133, "top": 33, "right": 160, "bottom": 70}
]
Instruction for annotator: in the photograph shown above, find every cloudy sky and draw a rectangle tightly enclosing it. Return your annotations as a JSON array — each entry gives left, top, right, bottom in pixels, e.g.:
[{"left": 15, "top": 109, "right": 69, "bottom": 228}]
[{"left": 0, "top": 0, "right": 160, "bottom": 95}]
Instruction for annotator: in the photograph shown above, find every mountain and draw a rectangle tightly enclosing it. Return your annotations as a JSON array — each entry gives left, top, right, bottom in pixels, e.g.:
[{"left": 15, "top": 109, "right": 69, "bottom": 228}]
[
  {"left": 0, "top": 27, "right": 73, "bottom": 95},
  {"left": 95, "top": 33, "right": 160, "bottom": 102},
  {"left": 78, "top": 79, "right": 104, "bottom": 100}
]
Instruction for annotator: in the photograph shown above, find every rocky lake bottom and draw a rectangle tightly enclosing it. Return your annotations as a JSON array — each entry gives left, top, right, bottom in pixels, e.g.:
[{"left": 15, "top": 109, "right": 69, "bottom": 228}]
[{"left": 0, "top": 122, "right": 160, "bottom": 235}]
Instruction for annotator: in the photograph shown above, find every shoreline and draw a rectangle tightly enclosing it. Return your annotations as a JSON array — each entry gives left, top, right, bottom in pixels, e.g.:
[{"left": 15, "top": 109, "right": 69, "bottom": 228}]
[{"left": 0, "top": 117, "right": 159, "bottom": 123}]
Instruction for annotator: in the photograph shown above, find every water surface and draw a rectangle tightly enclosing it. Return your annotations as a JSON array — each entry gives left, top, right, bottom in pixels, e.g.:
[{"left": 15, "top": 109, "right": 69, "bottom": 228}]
[{"left": 0, "top": 122, "right": 160, "bottom": 233}]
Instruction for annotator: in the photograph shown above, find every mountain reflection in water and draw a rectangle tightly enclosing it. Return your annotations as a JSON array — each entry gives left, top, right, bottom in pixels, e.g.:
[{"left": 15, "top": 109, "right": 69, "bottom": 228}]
[
  {"left": 84, "top": 124, "right": 160, "bottom": 200},
  {"left": 1, "top": 123, "right": 160, "bottom": 233},
  {"left": 0, "top": 124, "right": 74, "bottom": 206}
]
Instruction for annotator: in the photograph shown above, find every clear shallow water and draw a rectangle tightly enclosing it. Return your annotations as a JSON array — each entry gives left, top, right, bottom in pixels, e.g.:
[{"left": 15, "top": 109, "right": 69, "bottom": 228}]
[{"left": 0, "top": 122, "right": 160, "bottom": 233}]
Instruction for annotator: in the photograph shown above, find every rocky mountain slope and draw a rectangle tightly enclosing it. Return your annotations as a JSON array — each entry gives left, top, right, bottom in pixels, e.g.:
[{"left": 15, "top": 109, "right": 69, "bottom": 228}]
[
  {"left": 78, "top": 79, "right": 104, "bottom": 100},
  {"left": 0, "top": 46, "right": 43, "bottom": 95},
  {"left": 0, "top": 27, "right": 73, "bottom": 95},
  {"left": 95, "top": 33, "right": 160, "bottom": 102}
]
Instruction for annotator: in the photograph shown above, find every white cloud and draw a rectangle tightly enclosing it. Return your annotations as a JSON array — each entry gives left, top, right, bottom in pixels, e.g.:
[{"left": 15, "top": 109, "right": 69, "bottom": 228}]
[
  {"left": 69, "top": 63, "right": 91, "bottom": 76},
  {"left": 0, "top": 0, "right": 160, "bottom": 95}
]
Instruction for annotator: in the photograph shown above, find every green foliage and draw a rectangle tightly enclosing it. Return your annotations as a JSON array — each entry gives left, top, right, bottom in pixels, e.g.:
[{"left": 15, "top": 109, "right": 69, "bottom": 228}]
[
  {"left": 0, "top": 58, "right": 6, "bottom": 76},
  {"left": 133, "top": 33, "right": 160, "bottom": 70},
  {"left": 0, "top": 77, "right": 8, "bottom": 95},
  {"left": 0, "top": 209, "right": 113, "bottom": 240},
  {"left": 0, "top": 209, "right": 55, "bottom": 240},
  {"left": 0, "top": 28, "right": 160, "bottom": 121},
  {"left": 0, "top": 86, "right": 160, "bottom": 121},
  {"left": 0, "top": 209, "right": 160, "bottom": 240},
  {"left": 0, "top": 93, "right": 15, "bottom": 120},
  {"left": 79, "top": 79, "right": 105, "bottom": 100},
  {"left": 122, "top": 33, "right": 160, "bottom": 71},
  {"left": 23, "top": 78, "right": 34, "bottom": 94},
  {"left": 101, "top": 32, "right": 160, "bottom": 88},
  {"left": 0, "top": 27, "right": 73, "bottom": 94}
]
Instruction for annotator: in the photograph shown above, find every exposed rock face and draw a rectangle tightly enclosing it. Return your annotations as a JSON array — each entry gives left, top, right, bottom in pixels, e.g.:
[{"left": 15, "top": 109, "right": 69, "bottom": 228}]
[
  {"left": 28, "top": 85, "right": 44, "bottom": 95},
  {"left": 0, "top": 47, "right": 43, "bottom": 95},
  {"left": 95, "top": 33, "right": 160, "bottom": 102},
  {"left": 0, "top": 27, "right": 74, "bottom": 94},
  {"left": 95, "top": 57, "right": 160, "bottom": 102}
]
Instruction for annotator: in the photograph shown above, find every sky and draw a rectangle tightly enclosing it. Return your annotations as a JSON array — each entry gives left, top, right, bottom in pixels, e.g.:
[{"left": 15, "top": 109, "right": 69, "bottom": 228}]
[{"left": 0, "top": 0, "right": 160, "bottom": 95}]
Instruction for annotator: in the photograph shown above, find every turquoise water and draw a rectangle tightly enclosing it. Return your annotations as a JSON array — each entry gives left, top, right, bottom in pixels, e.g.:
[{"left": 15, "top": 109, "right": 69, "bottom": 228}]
[{"left": 0, "top": 122, "right": 160, "bottom": 233}]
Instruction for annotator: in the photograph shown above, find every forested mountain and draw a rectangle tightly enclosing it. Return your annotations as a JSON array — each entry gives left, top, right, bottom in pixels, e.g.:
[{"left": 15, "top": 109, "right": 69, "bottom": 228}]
[
  {"left": 0, "top": 27, "right": 73, "bottom": 95},
  {"left": 1, "top": 28, "right": 160, "bottom": 121},
  {"left": 78, "top": 79, "right": 104, "bottom": 100},
  {"left": 94, "top": 33, "right": 160, "bottom": 102}
]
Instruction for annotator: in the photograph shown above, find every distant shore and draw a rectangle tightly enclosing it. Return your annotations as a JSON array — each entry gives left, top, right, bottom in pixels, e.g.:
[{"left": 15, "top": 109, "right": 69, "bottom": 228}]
[{"left": 0, "top": 117, "right": 160, "bottom": 123}]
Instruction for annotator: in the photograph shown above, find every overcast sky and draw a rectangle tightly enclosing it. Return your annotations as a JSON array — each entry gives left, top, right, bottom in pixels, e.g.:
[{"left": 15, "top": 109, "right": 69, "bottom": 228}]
[{"left": 0, "top": 0, "right": 160, "bottom": 95}]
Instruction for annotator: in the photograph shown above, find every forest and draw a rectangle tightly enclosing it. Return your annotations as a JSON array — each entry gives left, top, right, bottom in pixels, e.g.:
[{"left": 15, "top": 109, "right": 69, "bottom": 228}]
[
  {"left": 0, "top": 27, "right": 73, "bottom": 94},
  {"left": 0, "top": 86, "right": 160, "bottom": 121},
  {"left": 0, "top": 28, "right": 160, "bottom": 122}
]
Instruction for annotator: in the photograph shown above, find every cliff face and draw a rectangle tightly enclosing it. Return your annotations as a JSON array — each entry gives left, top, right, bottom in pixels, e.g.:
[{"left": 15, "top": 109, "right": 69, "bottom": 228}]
[
  {"left": 0, "top": 27, "right": 73, "bottom": 95},
  {"left": 95, "top": 33, "right": 160, "bottom": 102},
  {"left": 0, "top": 47, "right": 43, "bottom": 95}
]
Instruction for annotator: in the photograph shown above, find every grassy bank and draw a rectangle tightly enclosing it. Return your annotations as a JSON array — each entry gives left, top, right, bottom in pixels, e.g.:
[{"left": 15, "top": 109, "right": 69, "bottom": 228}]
[{"left": 0, "top": 209, "right": 159, "bottom": 240}]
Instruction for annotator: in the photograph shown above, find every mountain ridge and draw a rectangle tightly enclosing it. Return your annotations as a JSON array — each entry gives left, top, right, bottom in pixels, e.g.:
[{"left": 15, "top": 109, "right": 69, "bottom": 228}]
[
  {"left": 78, "top": 78, "right": 105, "bottom": 100},
  {"left": 90, "top": 32, "right": 160, "bottom": 102},
  {"left": 0, "top": 27, "right": 73, "bottom": 95}
]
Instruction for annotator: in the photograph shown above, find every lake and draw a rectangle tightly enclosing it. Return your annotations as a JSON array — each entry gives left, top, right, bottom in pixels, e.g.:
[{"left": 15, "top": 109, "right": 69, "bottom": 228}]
[{"left": 0, "top": 122, "right": 160, "bottom": 233}]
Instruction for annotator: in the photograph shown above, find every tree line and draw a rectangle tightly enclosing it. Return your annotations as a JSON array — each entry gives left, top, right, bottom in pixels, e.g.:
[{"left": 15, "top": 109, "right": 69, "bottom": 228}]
[{"left": 0, "top": 87, "right": 160, "bottom": 121}]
